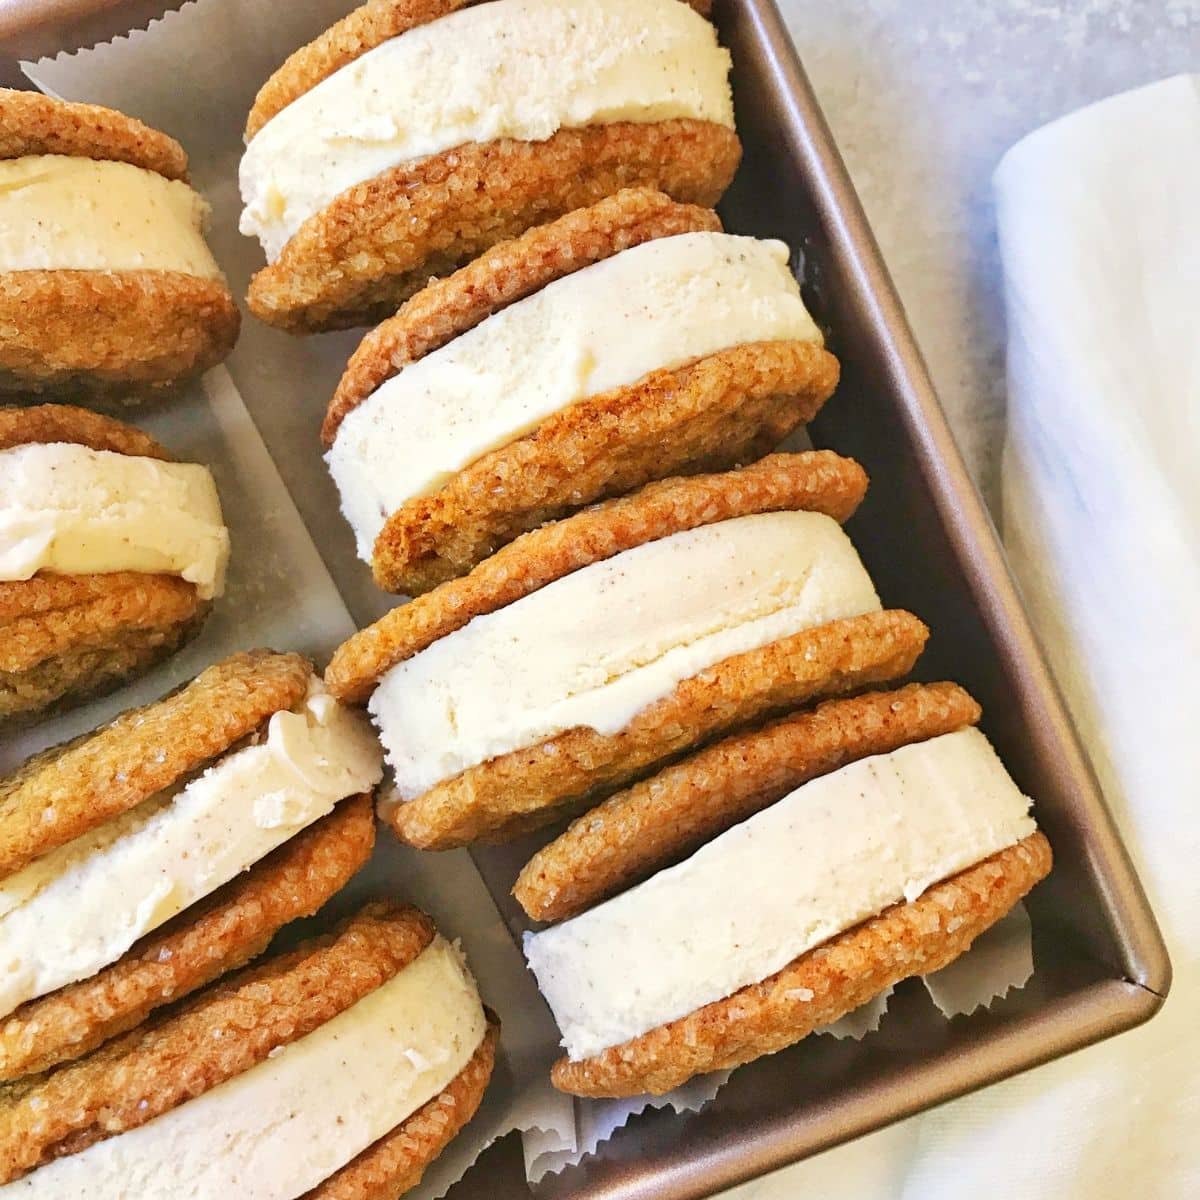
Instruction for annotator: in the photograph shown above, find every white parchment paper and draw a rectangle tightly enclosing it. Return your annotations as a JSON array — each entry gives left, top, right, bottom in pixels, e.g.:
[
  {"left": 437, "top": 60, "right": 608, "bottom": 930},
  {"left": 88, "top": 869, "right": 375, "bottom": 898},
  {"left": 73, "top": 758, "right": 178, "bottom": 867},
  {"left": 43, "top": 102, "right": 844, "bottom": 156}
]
[{"left": 23, "top": 1, "right": 1037, "bottom": 1185}]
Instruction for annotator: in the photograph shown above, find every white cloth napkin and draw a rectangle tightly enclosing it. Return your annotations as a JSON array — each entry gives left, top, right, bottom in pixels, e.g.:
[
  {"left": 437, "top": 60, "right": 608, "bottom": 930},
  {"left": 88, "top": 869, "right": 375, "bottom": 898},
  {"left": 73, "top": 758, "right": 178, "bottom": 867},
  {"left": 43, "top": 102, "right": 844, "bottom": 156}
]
[
  {"left": 902, "top": 69, "right": 1200, "bottom": 1199},
  {"left": 728, "top": 72, "right": 1200, "bottom": 1200}
]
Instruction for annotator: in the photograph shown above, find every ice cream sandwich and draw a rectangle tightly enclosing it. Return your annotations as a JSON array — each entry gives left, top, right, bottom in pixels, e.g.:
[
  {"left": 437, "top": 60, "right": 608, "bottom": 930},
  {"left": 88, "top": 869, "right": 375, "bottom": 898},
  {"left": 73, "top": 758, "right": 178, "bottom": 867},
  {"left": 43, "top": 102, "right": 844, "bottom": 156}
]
[
  {"left": 523, "top": 688, "right": 1052, "bottom": 1096},
  {"left": 0, "top": 902, "right": 498, "bottom": 1199},
  {"left": 240, "top": 0, "right": 742, "bottom": 332},
  {"left": 0, "top": 405, "right": 230, "bottom": 723},
  {"left": 326, "top": 454, "right": 929, "bottom": 850},
  {"left": 0, "top": 650, "right": 382, "bottom": 1081},
  {"left": 0, "top": 90, "right": 239, "bottom": 404},
  {"left": 323, "top": 189, "right": 840, "bottom": 593}
]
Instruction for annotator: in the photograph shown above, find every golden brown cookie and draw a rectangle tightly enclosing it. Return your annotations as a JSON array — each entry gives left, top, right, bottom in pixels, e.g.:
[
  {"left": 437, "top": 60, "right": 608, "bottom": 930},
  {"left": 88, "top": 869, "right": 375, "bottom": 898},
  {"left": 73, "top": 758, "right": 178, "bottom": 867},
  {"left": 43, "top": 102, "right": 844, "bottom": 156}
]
[
  {"left": 0, "top": 270, "right": 240, "bottom": 405},
  {"left": 0, "top": 405, "right": 229, "bottom": 724},
  {"left": 0, "top": 649, "right": 312, "bottom": 877},
  {"left": 516, "top": 682, "right": 982, "bottom": 922},
  {"left": 0, "top": 573, "right": 209, "bottom": 725},
  {"left": 385, "top": 609, "right": 929, "bottom": 850},
  {"left": 246, "top": 0, "right": 478, "bottom": 142},
  {"left": 551, "top": 831, "right": 1053, "bottom": 1097},
  {"left": 248, "top": 119, "right": 741, "bottom": 333},
  {"left": 0, "top": 403, "right": 171, "bottom": 457},
  {"left": 0, "top": 88, "right": 188, "bottom": 180},
  {"left": 0, "top": 795, "right": 375, "bottom": 1082},
  {"left": 322, "top": 188, "right": 723, "bottom": 443},
  {"left": 0, "top": 91, "right": 238, "bottom": 404}
]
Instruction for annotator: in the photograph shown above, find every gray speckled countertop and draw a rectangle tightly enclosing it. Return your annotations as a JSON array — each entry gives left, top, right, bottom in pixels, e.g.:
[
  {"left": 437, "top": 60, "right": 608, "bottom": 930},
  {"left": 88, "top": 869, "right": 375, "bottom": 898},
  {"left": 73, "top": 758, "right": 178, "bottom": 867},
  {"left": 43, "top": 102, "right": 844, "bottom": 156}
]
[
  {"left": 773, "top": 0, "right": 1198, "bottom": 515},
  {"left": 720, "top": 2, "right": 1199, "bottom": 1197}
]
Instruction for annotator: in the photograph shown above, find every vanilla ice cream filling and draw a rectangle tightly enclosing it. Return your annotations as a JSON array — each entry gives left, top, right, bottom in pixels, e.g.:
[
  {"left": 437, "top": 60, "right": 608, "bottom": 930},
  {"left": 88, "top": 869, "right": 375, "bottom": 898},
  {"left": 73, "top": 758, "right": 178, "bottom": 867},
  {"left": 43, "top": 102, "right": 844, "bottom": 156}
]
[
  {"left": 0, "top": 155, "right": 222, "bottom": 278},
  {"left": 372, "top": 511, "right": 880, "bottom": 800},
  {"left": 0, "top": 680, "right": 382, "bottom": 1019},
  {"left": 240, "top": 0, "right": 734, "bottom": 260},
  {"left": 0, "top": 442, "right": 231, "bottom": 600},
  {"left": 0, "top": 936, "right": 485, "bottom": 1200},
  {"left": 525, "top": 727, "right": 1037, "bottom": 1059},
  {"left": 328, "top": 232, "right": 821, "bottom": 560}
]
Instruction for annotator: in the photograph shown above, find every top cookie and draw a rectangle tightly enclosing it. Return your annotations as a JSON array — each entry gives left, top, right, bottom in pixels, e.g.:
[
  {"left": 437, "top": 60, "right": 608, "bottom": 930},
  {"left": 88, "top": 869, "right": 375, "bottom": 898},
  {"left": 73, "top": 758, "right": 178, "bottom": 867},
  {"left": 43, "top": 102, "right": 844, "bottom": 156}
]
[
  {"left": 0, "top": 403, "right": 171, "bottom": 459},
  {"left": 0, "top": 89, "right": 188, "bottom": 179}
]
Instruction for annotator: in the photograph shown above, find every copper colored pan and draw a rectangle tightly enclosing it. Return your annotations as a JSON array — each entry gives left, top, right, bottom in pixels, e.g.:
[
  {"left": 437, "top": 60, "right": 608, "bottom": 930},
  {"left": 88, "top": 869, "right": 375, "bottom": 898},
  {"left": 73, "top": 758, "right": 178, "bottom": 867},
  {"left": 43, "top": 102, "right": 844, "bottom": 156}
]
[{"left": 0, "top": 0, "right": 1169, "bottom": 1197}]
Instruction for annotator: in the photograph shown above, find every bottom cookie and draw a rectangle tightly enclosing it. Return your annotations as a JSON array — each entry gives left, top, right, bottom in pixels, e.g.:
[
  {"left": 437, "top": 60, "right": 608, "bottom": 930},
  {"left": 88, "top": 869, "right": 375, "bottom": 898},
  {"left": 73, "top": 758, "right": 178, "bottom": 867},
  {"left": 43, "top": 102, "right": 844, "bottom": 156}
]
[
  {"left": 0, "top": 269, "right": 240, "bottom": 405},
  {"left": 0, "top": 572, "right": 208, "bottom": 724}
]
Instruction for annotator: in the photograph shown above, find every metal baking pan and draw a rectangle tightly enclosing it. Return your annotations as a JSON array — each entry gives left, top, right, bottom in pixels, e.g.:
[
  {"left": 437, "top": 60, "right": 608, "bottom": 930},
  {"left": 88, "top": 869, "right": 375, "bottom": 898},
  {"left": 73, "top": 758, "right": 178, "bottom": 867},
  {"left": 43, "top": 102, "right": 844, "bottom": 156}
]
[{"left": 0, "top": 0, "right": 1170, "bottom": 1197}]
